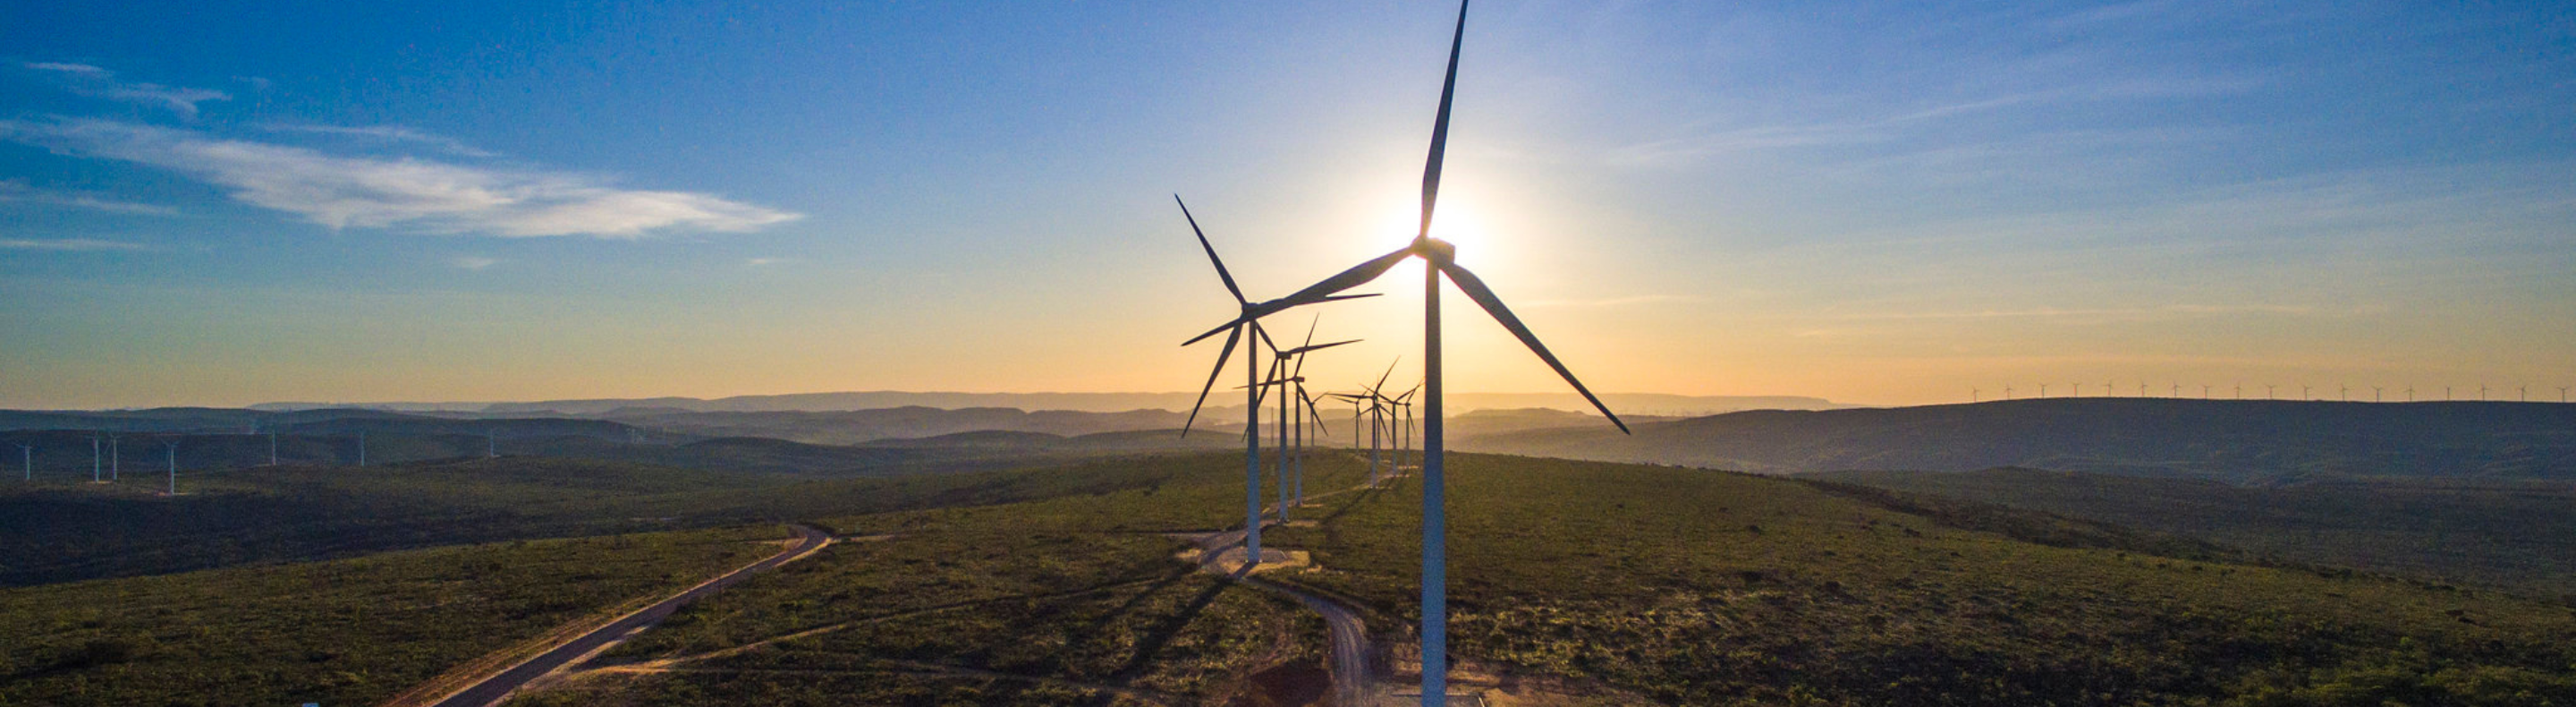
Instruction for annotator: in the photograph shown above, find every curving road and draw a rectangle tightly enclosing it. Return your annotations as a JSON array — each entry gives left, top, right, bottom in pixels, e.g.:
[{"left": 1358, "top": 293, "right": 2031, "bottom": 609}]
[
  {"left": 1243, "top": 577, "right": 1373, "bottom": 706},
  {"left": 420, "top": 524, "right": 833, "bottom": 707}
]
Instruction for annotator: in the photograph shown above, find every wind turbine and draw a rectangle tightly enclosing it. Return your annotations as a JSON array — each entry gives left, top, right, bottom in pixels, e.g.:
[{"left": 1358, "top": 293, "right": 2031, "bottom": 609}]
[
  {"left": 109, "top": 435, "right": 119, "bottom": 481},
  {"left": 2003, "top": 385, "right": 2013, "bottom": 400},
  {"left": 2339, "top": 384, "right": 2349, "bottom": 401},
  {"left": 163, "top": 439, "right": 179, "bottom": 496},
  {"left": 2202, "top": 384, "right": 2211, "bottom": 399},
  {"left": 2265, "top": 384, "right": 2276, "bottom": 400},
  {"left": 90, "top": 434, "right": 100, "bottom": 482},
  {"left": 1178, "top": 4, "right": 1631, "bottom": 700},
  {"left": 267, "top": 430, "right": 279, "bottom": 466},
  {"left": 2040, "top": 383, "right": 2050, "bottom": 397},
  {"left": 2479, "top": 383, "right": 2488, "bottom": 400},
  {"left": 2560, "top": 386, "right": 2569, "bottom": 404},
  {"left": 1248, "top": 327, "right": 1361, "bottom": 522},
  {"left": 1971, "top": 388, "right": 1980, "bottom": 403},
  {"left": 487, "top": 428, "right": 499, "bottom": 459},
  {"left": 15, "top": 442, "right": 30, "bottom": 481},
  {"left": 2374, "top": 386, "right": 2384, "bottom": 403},
  {"left": 357, "top": 430, "right": 367, "bottom": 466},
  {"left": 1176, "top": 196, "right": 1377, "bottom": 574}
]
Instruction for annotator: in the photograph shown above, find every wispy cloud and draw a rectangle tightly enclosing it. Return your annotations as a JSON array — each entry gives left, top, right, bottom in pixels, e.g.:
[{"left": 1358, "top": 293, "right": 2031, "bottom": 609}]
[
  {"left": 0, "top": 117, "right": 802, "bottom": 238},
  {"left": 0, "top": 179, "right": 179, "bottom": 216},
  {"left": 21, "top": 62, "right": 230, "bottom": 119},
  {"left": 452, "top": 256, "right": 498, "bottom": 270},
  {"left": 0, "top": 238, "right": 150, "bottom": 251},
  {"left": 744, "top": 256, "right": 798, "bottom": 267},
  {"left": 262, "top": 124, "right": 498, "bottom": 158}
]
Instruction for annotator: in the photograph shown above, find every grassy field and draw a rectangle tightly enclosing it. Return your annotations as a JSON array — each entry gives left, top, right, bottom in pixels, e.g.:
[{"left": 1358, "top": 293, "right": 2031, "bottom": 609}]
[
  {"left": 1263, "top": 454, "right": 2576, "bottom": 706},
  {"left": 506, "top": 452, "right": 1368, "bottom": 706},
  {"left": 0, "top": 451, "right": 1295, "bottom": 586},
  {"left": 1813, "top": 467, "right": 2576, "bottom": 592},
  {"left": 0, "top": 524, "right": 791, "bottom": 707}
]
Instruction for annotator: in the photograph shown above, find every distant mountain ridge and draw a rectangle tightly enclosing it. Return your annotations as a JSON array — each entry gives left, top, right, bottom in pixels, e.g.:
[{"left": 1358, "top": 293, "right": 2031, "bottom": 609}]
[
  {"left": 247, "top": 391, "right": 1848, "bottom": 416},
  {"left": 1461, "top": 398, "right": 2576, "bottom": 481}
]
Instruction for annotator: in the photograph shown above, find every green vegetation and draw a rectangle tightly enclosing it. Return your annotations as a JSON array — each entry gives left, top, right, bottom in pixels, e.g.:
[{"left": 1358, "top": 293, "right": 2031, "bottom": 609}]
[
  {"left": 1812, "top": 467, "right": 2576, "bottom": 592},
  {"left": 0, "top": 525, "right": 788, "bottom": 707},
  {"left": 508, "top": 453, "right": 1367, "bottom": 706},
  {"left": 1463, "top": 398, "right": 2576, "bottom": 481},
  {"left": 1264, "top": 454, "right": 2576, "bottom": 706},
  {"left": 0, "top": 452, "right": 1290, "bottom": 585}
]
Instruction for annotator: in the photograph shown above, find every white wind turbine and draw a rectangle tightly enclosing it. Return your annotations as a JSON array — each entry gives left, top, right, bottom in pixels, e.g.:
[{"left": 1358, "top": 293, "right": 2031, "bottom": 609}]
[{"left": 1176, "top": 3, "right": 1631, "bottom": 700}]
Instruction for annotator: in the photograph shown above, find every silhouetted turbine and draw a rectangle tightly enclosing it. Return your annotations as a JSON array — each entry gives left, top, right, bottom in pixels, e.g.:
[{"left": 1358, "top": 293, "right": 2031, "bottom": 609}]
[
  {"left": 1176, "top": 195, "right": 1377, "bottom": 570},
  {"left": 1178, "top": 3, "right": 1629, "bottom": 700}
]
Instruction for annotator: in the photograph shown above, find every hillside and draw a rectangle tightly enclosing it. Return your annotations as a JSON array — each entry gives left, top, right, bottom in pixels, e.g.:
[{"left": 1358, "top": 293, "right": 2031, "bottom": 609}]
[
  {"left": 1813, "top": 467, "right": 2576, "bottom": 592},
  {"left": 1263, "top": 454, "right": 2576, "bottom": 705},
  {"left": 1461, "top": 398, "right": 2576, "bottom": 481},
  {"left": 0, "top": 526, "right": 787, "bottom": 707}
]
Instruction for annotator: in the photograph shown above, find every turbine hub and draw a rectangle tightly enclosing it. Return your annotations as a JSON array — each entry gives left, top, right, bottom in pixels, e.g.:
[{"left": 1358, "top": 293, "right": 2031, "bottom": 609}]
[{"left": 1412, "top": 236, "right": 1456, "bottom": 265}]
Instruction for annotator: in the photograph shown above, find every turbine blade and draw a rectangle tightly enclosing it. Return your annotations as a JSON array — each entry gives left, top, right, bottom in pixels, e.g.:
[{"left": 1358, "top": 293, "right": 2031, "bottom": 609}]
[
  {"left": 1374, "top": 358, "right": 1399, "bottom": 396},
  {"left": 1301, "top": 388, "right": 1333, "bottom": 435},
  {"left": 1419, "top": 0, "right": 1470, "bottom": 237},
  {"left": 1439, "top": 261, "right": 1630, "bottom": 434},
  {"left": 1251, "top": 319, "right": 1278, "bottom": 354},
  {"left": 1175, "top": 195, "right": 1246, "bottom": 305},
  {"left": 1181, "top": 326, "right": 1242, "bottom": 438},
  {"left": 1288, "top": 338, "right": 1363, "bottom": 356}
]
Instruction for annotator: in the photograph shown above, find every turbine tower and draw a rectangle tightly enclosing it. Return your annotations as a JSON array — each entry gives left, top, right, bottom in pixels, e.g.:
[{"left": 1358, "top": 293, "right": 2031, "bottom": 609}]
[
  {"left": 90, "top": 434, "right": 100, "bottom": 482},
  {"left": 1970, "top": 388, "right": 1979, "bottom": 403},
  {"left": 1177, "top": 196, "right": 1376, "bottom": 574},
  {"left": 1180, "top": 4, "right": 1631, "bottom": 700},
  {"left": 109, "top": 435, "right": 120, "bottom": 481},
  {"left": 164, "top": 439, "right": 179, "bottom": 496},
  {"left": 2374, "top": 386, "right": 2384, "bottom": 403},
  {"left": 1248, "top": 327, "right": 1360, "bottom": 523},
  {"left": 15, "top": 442, "right": 30, "bottom": 481}
]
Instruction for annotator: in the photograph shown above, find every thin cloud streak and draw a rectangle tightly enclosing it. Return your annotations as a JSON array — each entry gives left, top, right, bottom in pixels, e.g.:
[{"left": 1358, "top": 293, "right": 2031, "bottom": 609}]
[
  {"left": 0, "top": 180, "right": 179, "bottom": 216},
  {"left": 21, "top": 62, "right": 231, "bottom": 119},
  {"left": 0, "top": 238, "right": 151, "bottom": 251},
  {"left": 261, "top": 124, "right": 500, "bottom": 158},
  {"left": 0, "top": 117, "right": 801, "bottom": 238}
]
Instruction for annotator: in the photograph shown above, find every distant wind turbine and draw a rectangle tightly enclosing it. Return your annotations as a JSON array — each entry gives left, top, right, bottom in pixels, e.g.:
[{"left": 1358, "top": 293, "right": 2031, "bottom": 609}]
[
  {"left": 357, "top": 430, "right": 367, "bottom": 466},
  {"left": 90, "top": 434, "right": 100, "bottom": 482},
  {"left": 1175, "top": 4, "right": 1633, "bottom": 699},
  {"left": 164, "top": 439, "right": 179, "bottom": 496},
  {"left": 109, "top": 435, "right": 120, "bottom": 481},
  {"left": 2003, "top": 385, "right": 2013, "bottom": 400},
  {"left": 487, "top": 428, "right": 498, "bottom": 458},
  {"left": 1176, "top": 196, "right": 1378, "bottom": 572},
  {"left": 2073, "top": 383, "right": 2082, "bottom": 397},
  {"left": 15, "top": 442, "right": 30, "bottom": 481},
  {"left": 2373, "top": 386, "right": 2383, "bottom": 403},
  {"left": 2560, "top": 386, "right": 2569, "bottom": 404},
  {"left": 2040, "top": 383, "right": 2050, "bottom": 397},
  {"left": 1970, "top": 388, "right": 1980, "bottom": 403},
  {"left": 2265, "top": 384, "right": 2276, "bottom": 400},
  {"left": 2300, "top": 384, "right": 2310, "bottom": 400}
]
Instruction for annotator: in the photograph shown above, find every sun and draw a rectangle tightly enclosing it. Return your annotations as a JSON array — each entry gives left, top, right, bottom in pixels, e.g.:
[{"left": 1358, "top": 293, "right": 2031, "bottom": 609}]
[{"left": 1376, "top": 192, "right": 1492, "bottom": 252}]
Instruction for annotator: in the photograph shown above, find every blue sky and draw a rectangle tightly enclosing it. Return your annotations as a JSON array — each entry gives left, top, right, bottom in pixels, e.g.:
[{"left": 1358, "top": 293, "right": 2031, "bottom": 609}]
[{"left": 3, "top": 1, "right": 2571, "bottom": 408}]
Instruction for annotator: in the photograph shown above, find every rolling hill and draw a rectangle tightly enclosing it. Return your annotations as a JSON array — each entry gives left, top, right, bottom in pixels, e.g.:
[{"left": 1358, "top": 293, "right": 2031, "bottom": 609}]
[{"left": 1461, "top": 398, "right": 2576, "bottom": 481}]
